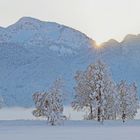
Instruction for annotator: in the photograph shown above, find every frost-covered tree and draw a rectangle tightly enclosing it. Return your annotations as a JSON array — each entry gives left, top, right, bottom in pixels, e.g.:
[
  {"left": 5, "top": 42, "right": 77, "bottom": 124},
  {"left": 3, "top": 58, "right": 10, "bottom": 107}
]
[
  {"left": 103, "top": 80, "right": 119, "bottom": 120},
  {"left": 128, "top": 82, "right": 139, "bottom": 119},
  {"left": 72, "top": 70, "right": 95, "bottom": 120},
  {"left": 33, "top": 78, "right": 65, "bottom": 125},
  {"left": 32, "top": 92, "right": 46, "bottom": 117},
  {"left": 117, "top": 81, "right": 139, "bottom": 122},
  {"left": 72, "top": 60, "right": 117, "bottom": 122},
  {"left": 0, "top": 95, "right": 4, "bottom": 109}
]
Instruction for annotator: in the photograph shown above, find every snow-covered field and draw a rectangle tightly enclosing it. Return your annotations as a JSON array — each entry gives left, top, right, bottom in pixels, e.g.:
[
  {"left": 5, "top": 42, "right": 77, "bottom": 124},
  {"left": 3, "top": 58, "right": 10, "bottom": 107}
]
[
  {"left": 0, "top": 107, "right": 140, "bottom": 140},
  {"left": 0, "top": 107, "right": 140, "bottom": 120},
  {"left": 0, "top": 107, "right": 85, "bottom": 120},
  {"left": 0, "top": 120, "right": 140, "bottom": 140}
]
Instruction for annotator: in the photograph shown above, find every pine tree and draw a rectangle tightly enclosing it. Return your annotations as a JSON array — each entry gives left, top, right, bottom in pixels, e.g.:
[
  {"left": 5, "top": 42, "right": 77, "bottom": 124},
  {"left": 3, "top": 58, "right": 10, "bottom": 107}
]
[{"left": 33, "top": 78, "right": 65, "bottom": 125}]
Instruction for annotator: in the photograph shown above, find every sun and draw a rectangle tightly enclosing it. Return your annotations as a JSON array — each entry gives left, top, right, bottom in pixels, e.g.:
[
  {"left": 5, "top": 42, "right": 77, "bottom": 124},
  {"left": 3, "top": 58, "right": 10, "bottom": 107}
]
[
  {"left": 95, "top": 41, "right": 102, "bottom": 48},
  {"left": 90, "top": 39, "right": 103, "bottom": 49}
]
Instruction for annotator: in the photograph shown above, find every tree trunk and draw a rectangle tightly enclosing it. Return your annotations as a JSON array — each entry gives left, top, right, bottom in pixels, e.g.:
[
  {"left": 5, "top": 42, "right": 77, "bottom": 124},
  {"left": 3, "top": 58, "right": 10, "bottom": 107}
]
[
  {"left": 97, "top": 90, "right": 101, "bottom": 122},
  {"left": 122, "top": 111, "right": 125, "bottom": 123},
  {"left": 89, "top": 104, "right": 93, "bottom": 120},
  {"left": 97, "top": 107, "right": 101, "bottom": 122}
]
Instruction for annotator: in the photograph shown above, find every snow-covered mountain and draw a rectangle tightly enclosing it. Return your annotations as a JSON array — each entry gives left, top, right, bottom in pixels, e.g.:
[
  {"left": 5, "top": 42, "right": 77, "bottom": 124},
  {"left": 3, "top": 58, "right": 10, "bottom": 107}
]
[
  {"left": 0, "top": 17, "right": 140, "bottom": 106},
  {"left": 101, "top": 34, "right": 140, "bottom": 82}
]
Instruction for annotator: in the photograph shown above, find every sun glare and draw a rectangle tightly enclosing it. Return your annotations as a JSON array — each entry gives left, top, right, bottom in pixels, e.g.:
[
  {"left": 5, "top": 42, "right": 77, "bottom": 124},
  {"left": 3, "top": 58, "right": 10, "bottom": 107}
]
[
  {"left": 90, "top": 40, "right": 102, "bottom": 49},
  {"left": 95, "top": 41, "right": 102, "bottom": 48}
]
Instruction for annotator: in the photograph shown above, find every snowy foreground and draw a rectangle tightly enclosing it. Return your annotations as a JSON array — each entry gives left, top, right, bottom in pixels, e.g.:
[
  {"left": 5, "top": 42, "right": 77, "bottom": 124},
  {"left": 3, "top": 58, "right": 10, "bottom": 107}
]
[
  {"left": 0, "top": 120, "right": 140, "bottom": 140},
  {"left": 0, "top": 107, "right": 140, "bottom": 120},
  {"left": 0, "top": 107, "right": 140, "bottom": 140}
]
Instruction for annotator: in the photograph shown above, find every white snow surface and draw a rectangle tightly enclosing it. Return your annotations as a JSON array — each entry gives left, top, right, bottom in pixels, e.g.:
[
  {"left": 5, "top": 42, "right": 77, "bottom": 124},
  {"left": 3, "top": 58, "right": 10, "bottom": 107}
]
[
  {"left": 0, "top": 107, "right": 85, "bottom": 120},
  {"left": 0, "top": 107, "right": 140, "bottom": 140},
  {"left": 0, "top": 120, "right": 140, "bottom": 140},
  {"left": 0, "top": 107, "right": 139, "bottom": 120}
]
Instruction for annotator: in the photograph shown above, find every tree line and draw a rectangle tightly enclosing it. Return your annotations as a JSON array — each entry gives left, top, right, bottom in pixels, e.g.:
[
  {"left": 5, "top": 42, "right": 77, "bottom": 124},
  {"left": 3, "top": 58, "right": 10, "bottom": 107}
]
[
  {"left": 32, "top": 60, "right": 139, "bottom": 125},
  {"left": 0, "top": 60, "right": 138, "bottom": 125}
]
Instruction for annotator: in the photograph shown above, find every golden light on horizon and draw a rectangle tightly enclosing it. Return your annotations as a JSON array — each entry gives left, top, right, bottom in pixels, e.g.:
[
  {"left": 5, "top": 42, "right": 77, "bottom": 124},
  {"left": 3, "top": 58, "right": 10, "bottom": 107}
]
[
  {"left": 95, "top": 42, "right": 102, "bottom": 48},
  {"left": 90, "top": 39, "right": 103, "bottom": 49},
  {"left": 93, "top": 40, "right": 103, "bottom": 49}
]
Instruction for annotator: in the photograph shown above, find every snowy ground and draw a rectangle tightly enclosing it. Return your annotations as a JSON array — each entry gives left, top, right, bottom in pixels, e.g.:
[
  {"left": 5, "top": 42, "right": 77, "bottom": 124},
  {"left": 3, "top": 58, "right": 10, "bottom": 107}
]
[
  {"left": 0, "top": 106, "right": 85, "bottom": 120},
  {"left": 0, "top": 107, "right": 140, "bottom": 140},
  {"left": 0, "top": 107, "right": 140, "bottom": 120},
  {"left": 0, "top": 120, "right": 140, "bottom": 140}
]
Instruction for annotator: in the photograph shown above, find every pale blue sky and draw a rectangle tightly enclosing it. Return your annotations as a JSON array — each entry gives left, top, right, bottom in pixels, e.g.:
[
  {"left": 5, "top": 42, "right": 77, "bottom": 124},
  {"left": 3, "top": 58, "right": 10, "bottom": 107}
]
[{"left": 0, "top": 0, "right": 140, "bottom": 43}]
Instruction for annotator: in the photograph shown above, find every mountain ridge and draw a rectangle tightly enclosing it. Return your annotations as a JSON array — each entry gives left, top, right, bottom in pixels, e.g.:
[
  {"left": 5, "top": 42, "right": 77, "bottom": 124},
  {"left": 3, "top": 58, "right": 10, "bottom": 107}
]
[
  {"left": 0, "top": 17, "right": 140, "bottom": 107},
  {"left": 0, "top": 16, "right": 139, "bottom": 48}
]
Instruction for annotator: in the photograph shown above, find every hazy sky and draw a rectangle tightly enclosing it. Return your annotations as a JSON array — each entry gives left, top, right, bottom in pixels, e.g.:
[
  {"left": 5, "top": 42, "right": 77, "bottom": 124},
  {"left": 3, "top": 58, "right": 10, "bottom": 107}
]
[{"left": 0, "top": 0, "right": 140, "bottom": 43}]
